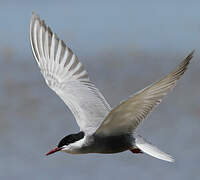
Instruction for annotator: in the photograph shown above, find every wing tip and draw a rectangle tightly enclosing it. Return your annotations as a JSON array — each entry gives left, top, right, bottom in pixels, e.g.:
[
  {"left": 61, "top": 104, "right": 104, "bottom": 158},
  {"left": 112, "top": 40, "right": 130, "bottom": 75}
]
[
  {"left": 188, "top": 49, "right": 195, "bottom": 58},
  {"left": 31, "top": 11, "right": 40, "bottom": 21},
  {"left": 30, "top": 12, "right": 47, "bottom": 29},
  {"left": 184, "top": 50, "right": 195, "bottom": 64},
  {"left": 170, "top": 50, "right": 194, "bottom": 80},
  {"left": 30, "top": 12, "right": 41, "bottom": 34}
]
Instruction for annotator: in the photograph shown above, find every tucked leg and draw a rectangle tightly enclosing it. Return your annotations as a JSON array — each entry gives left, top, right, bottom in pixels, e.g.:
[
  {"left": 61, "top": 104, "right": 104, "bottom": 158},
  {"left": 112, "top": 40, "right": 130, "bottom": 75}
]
[{"left": 130, "top": 148, "right": 143, "bottom": 154}]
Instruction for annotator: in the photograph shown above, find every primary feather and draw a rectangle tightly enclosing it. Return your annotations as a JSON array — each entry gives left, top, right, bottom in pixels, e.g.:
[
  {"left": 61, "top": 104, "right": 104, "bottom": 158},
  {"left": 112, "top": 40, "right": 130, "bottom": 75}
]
[
  {"left": 95, "top": 51, "right": 194, "bottom": 136},
  {"left": 30, "top": 13, "right": 111, "bottom": 134}
]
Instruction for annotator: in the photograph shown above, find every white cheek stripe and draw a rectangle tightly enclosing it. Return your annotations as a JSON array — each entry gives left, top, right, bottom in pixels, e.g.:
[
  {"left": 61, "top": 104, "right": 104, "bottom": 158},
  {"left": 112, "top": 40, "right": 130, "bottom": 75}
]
[{"left": 61, "top": 137, "right": 86, "bottom": 154}]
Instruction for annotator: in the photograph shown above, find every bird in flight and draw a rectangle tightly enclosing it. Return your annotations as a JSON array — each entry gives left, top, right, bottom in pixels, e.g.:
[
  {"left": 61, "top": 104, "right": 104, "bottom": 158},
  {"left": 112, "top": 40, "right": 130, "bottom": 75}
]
[{"left": 30, "top": 12, "right": 194, "bottom": 162}]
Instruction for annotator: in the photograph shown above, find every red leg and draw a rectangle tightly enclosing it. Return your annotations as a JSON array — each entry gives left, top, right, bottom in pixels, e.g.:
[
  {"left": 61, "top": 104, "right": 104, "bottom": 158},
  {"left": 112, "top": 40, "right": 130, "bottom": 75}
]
[{"left": 130, "top": 148, "right": 143, "bottom": 154}]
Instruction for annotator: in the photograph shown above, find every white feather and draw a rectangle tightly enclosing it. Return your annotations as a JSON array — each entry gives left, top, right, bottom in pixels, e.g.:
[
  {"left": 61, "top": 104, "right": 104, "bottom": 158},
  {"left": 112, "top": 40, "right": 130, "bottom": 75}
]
[
  {"left": 135, "top": 135, "right": 175, "bottom": 162},
  {"left": 30, "top": 13, "right": 111, "bottom": 134}
]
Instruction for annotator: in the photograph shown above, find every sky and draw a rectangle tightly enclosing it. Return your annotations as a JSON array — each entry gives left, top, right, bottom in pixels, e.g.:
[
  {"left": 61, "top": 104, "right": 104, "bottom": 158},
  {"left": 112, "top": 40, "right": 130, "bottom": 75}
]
[{"left": 0, "top": 1, "right": 200, "bottom": 180}]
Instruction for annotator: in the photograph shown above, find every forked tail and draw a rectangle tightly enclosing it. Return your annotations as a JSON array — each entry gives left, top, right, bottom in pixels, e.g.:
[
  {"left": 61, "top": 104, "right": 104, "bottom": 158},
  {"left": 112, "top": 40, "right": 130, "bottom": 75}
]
[{"left": 131, "top": 135, "right": 175, "bottom": 162}]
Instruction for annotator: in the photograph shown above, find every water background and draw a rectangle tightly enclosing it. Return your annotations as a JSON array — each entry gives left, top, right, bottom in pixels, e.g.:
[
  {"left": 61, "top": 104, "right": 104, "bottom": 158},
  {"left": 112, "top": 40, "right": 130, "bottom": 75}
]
[{"left": 0, "top": 1, "right": 200, "bottom": 179}]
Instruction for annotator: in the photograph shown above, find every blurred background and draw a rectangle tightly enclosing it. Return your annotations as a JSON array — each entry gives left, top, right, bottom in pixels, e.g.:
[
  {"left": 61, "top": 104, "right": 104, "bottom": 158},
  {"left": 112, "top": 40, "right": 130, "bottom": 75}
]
[{"left": 0, "top": 0, "right": 200, "bottom": 179}]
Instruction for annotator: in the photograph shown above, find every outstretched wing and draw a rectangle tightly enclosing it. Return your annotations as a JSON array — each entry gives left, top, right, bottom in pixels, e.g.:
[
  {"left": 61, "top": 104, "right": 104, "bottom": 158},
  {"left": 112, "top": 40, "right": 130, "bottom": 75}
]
[
  {"left": 30, "top": 13, "right": 111, "bottom": 134},
  {"left": 95, "top": 51, "right": 194, "bottom": 136}
]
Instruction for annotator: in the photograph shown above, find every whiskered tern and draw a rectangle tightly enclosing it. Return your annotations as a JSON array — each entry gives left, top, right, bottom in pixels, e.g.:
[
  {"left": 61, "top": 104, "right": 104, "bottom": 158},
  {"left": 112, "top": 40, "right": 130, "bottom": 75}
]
[{"left": 30, "top": 12, "right": 194, "bottom": 162}]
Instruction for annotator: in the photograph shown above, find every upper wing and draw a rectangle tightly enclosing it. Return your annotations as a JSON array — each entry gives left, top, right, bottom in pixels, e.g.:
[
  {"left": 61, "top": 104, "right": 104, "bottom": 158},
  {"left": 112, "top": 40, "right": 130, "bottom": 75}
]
[
  {"left": 95, "top": 51, "right": 194, "bottom": 136},
  {"left": 30, "top": 13, "right": 111, "bottom": 134}
]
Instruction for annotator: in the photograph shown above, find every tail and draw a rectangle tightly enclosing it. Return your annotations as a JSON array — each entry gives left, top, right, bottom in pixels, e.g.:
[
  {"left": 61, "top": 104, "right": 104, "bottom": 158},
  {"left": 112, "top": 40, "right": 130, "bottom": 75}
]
[{"left": 132, "top": 135, "right": 175, "bottom": 162}]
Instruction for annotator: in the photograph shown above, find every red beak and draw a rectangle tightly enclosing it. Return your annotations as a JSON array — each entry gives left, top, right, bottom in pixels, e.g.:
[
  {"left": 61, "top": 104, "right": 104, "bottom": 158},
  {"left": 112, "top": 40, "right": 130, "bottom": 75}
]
[{"left": 46, "top": 147, "right": 62, "bottom": 156}]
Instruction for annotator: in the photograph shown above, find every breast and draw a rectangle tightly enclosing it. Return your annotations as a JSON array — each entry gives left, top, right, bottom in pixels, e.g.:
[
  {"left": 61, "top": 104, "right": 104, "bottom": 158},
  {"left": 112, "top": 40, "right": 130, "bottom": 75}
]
[{"left": 86, "top": 134, "right": 133, "bottom": 154}]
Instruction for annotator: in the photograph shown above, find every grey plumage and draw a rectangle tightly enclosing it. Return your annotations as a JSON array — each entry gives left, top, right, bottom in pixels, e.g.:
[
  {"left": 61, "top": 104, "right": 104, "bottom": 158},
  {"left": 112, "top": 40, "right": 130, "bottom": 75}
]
[
  {"left": 95, "top": 51, "right": 194, "bottom": 136},
  {"left": 30, "top": 12, "right": 193, "bottom": 163}
]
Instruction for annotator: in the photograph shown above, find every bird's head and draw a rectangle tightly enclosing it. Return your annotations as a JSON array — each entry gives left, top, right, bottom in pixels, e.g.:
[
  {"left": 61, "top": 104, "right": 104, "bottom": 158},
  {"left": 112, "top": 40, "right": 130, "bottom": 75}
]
[{"left": 46, "top": 132, "right": 85, "bottom": 156}]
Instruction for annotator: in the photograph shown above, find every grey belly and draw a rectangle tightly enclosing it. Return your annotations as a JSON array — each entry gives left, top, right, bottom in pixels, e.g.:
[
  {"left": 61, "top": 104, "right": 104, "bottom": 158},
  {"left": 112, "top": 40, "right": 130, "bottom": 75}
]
[{"left": 82, "top": 134, "right": 134, "bottom": 154}]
